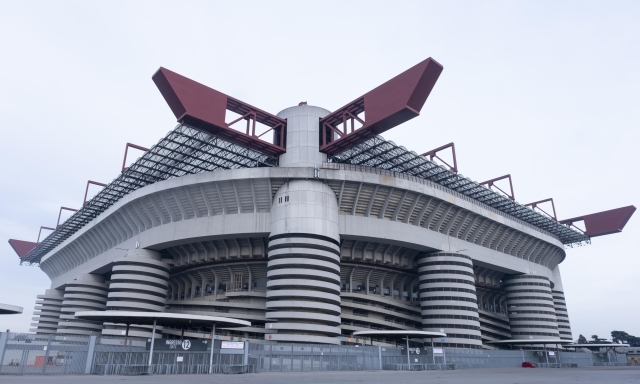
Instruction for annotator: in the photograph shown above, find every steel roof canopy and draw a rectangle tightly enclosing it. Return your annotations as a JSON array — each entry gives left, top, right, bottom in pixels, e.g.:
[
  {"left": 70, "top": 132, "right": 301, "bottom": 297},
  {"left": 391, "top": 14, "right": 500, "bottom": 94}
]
[{"left": 19, "top": 125, "right": 278, "bottom": 264}]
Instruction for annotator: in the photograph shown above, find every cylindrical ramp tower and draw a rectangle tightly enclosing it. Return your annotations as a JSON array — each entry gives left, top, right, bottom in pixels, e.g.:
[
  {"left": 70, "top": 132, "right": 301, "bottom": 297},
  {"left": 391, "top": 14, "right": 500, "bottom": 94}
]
[
  {"left": 276, "top": 104, "right": 330, "bottom": 168},
  {"left": 552, "top": 290, "right": 573, "bottom": 341},
  {"left": 503, "top": 275, "right": 560, "bottom": 340},
  {"left": 417, "top": 252, "right": 482, "bottom": 349},
  {"left": 104, "top": 249, "right": 170, "bottom": 338},
  {"left": 32, "top": 289, "right": 64, "bottom": 334},
  {"left": 266, "top": 180, "right": 342, "bottom": 344},
  {"left": 57, "top": 274, "right": 108, "bottom": 335},
  {"left": 551, "top": 266, "right": 573, "bottom": 341}
]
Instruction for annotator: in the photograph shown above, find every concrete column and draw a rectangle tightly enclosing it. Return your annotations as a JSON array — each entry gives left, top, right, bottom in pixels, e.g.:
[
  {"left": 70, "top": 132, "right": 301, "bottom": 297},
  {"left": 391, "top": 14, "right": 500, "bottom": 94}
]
[
  {"left": 265, "top": 105, "right": 340, "bottom": 344},
  {"left": 0, "top": 332, "right": 7, "bottom": 374},
  {"left": 551, "top": 266, "right": 573, "bottom": 341},
  {"left": 276, "top": 105, "right": 330, "bottom": 168},
  {"left": 57, "top": 274, "right": 108, "bottom": 335},
  {"left": 503, "top": 274, "right": 560, "bottom": 341},
  {"left": 103, "top": 249, "right": 170, "bottom": 338},
  {"left": 84, "top": 335, "right": 97, "bottom": 374},
  {"left": 418, "top": 252, "right": 482, "bottom": 349},
  {"left": 32, "top": 289, "right": 64, "bottom": 334},
  {"left": 266, "top": 180, "right": 341, "bottom": 345}
]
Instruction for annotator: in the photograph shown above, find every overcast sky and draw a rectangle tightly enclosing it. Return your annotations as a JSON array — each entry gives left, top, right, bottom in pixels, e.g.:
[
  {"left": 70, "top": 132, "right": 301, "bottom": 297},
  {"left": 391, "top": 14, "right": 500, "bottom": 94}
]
[{"left": 0, "top": 1, "right": 637, "bottom": 340}]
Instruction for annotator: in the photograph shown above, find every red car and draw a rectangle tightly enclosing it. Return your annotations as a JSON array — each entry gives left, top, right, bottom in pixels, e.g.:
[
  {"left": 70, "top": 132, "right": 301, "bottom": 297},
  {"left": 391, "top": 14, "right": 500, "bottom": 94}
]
[{"left": 522, "top": 362, "right": 537, "bottom": 368}]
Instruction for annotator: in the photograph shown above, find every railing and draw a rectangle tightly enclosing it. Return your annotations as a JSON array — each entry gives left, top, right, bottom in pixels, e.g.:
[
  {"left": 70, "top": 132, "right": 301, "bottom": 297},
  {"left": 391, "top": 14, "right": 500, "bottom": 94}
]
[
  {"left": 0, "top": 332, "right": 629, "bottom": 376},
  {"left": 384, "top": 363, "right": 456, "bottom": 371},
  {"left": 93, "top": 363, "right": 256, "bottom": 375},
  {"left": 593, "top": 362, "right": 629, "bottom": 367}
]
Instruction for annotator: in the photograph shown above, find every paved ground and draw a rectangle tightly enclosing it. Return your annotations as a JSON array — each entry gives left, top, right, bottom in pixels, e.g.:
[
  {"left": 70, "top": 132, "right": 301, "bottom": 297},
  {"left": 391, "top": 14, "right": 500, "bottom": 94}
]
[{"left": 1, "top": 367, "right": 639, "bottom": 384}]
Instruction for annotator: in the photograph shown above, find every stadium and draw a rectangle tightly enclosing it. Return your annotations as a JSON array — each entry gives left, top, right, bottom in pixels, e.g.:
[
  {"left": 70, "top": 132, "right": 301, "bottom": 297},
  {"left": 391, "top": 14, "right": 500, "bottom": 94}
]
[{"left": 7, "top": 57, "right": 636, "bottom": 351}]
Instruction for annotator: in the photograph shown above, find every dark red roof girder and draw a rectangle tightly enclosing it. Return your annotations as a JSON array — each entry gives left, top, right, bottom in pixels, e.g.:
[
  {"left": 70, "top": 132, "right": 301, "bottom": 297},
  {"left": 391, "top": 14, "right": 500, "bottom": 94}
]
[
  {"left": 8, "top": 239, "right": 37, "bottom": 259},
  {"left": 319, "top": 57, "right": 444, "bottom": 155},
  {"left": 559, "top": 205, "right": 636, "bottom": 238},
  {"left": 152, "top": 67, "right": 286, "bottom": 157}
]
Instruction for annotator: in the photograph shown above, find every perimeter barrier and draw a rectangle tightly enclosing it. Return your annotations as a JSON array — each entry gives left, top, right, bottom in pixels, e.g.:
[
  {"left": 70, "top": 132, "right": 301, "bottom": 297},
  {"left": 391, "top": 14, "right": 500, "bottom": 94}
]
[{"left": 0, "top": 332, "right": 628, "bottom": 375}]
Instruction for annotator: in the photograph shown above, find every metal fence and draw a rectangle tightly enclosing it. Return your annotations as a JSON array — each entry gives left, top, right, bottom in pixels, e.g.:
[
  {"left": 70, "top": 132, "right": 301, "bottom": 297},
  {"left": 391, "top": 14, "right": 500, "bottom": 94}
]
[
  {"left": 248, "top": 343, "right": 381, "bottom": 372},
  {"left": 0, "top": 332, "right": 629, "bottom": 376},
  {"left": 0, "top": 333, "right": 90, "bottom": 375}
]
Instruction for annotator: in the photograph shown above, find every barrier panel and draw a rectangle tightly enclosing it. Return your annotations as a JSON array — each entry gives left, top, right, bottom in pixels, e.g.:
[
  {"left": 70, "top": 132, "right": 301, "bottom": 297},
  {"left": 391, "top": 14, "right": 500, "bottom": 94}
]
[
  {"left": 0, "top": 333, "right": 89, "bottom": 375},
  {"left": 0, "top": 333, "right": 629, "bottom": 375}
]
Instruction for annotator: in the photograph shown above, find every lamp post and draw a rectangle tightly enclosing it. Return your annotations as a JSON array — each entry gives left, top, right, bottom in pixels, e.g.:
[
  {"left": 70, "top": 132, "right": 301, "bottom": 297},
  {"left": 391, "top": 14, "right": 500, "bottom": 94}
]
[
  {"left": 147, "top": 319, "right": 157, "bottom": 372},
  {"left": 431, "top": 338, "right": 435, "bottom": 365},
  {"left": 209, "top": 324, "right": 216, "bottom": 374},
  {"left": 406, "top": 336, "right": 410, "bottom": 369}
]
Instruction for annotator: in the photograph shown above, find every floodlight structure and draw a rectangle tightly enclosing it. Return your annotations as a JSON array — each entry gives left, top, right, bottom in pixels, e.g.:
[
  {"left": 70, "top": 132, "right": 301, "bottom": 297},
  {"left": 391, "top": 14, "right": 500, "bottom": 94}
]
[{"left": 7, "top": 58, "right": 635, "bottom": 349}]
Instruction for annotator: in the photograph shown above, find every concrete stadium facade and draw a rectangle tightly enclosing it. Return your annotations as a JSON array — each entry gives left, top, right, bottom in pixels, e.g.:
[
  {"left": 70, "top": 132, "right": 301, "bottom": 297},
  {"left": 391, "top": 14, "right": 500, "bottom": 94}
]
[{"left": 28, "top": 104, "right": 576, "bottom": 349}]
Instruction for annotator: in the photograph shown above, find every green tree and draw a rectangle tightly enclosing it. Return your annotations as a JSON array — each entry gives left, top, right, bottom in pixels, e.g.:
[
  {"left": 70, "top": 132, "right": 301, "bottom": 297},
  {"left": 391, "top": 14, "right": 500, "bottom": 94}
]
[
  {"left": 577, "top": 334, "right": 588, "bottom": 344},
  {"left": 611, "top": 331, "right": 630, "bottom": 344},
  {"left": 590, "top": 335, "right": 606, "bottom": 343}
]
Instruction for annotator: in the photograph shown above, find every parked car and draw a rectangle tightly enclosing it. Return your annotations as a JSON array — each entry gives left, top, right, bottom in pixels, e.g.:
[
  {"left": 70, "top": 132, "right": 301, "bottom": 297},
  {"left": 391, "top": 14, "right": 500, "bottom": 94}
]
[{"left": 522, "top": 362, "right": 537, "bottom": 368}]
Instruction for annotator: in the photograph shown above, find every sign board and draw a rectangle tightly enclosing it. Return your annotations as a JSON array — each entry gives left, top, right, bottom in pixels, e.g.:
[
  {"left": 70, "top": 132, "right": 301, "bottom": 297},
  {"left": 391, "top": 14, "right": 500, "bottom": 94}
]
[
  {"left": 221, "top": 341, "right": 245, "bottom": 350},
  {"left": 146, "top": 339, "right": 208, "bottom": 351},
  {"left": 440, "top": 338, "right": 445, "bottom": 342},
  {"left": 433, "top": 348, "right": 444, "bottom": 354},
  {"left": 548, "top": 351, "right": 555, "bottom": 356},
  {"left": 176, "top": 356, "right": 183, "bottom": 362}
]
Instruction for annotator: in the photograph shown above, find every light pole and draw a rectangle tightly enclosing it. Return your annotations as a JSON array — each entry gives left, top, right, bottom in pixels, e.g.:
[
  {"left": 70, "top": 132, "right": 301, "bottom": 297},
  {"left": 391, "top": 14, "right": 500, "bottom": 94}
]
[
  {"left": 209, "top": 323, "right": 216, "bottom": 373},
  {"left": 406, "top": 336, "right": 410, "bottom": 369},
  {"left": 431, "top": 338, "right": 435, "bottom": 365},
  {"left": 147, "top": 319, "right": 157, "bottom": 372}
]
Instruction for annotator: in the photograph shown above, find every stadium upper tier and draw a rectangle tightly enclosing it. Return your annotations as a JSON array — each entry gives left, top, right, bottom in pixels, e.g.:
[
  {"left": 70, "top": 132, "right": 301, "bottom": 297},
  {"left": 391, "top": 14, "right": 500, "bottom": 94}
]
[
  {"left": 22, "top": 128, "right": 588, "bottom": 265},
  {"left": 20, "top": 125, "right": 278, "bottom": 264}
]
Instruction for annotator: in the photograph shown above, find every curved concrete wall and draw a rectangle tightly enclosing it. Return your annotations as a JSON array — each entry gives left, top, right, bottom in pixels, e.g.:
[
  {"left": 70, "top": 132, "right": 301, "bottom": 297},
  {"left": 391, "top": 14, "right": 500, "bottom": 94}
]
[
  {"left": 102, "top": 249, "right": 170, "bottom": 338},
  {"left": 277, "top": 105, "right": 330, "bottom": 168},
  {"left": 503, "top": 275, "right": 560, "bottom": 340},
  {"left": 552, "top": 290, "right": 573, "bottom": 341},
  {"left": 40, "top": 167, "right": 566, "bottom": 286},
  {"left": 31, "top": 289, "right": 63, "bottom": 334},
  {"left": 418, "top": 252, "right": 482, "bottom": 349},
  {"left": 266, "top": 180, "right": 341, "bottom": 344},
  {"left": 57, "top": 274, "right": 107, "bottom": 335}
]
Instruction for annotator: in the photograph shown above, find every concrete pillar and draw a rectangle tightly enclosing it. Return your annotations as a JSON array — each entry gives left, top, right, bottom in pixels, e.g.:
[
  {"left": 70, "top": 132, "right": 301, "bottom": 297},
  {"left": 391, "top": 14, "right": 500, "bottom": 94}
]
[
  {"left": 551, "top": 266, "right": 573, "bottom": 341},
  {"left": 84, "top": 335, "right": 97, "bottom": 374},
  {"left": 32, "top": 289, "right": 64, "bottom": 334},
  {"left": 103, "top": 249, "right": 170, "bottom": 338},
  {"left": 264, "top": 105, "right": 340, "bottom": 344},
  {"left": 276, "top": 105, "right": 330, "bottom": 168},
  {"left": 418, "top": 252, "right": 482, "bottom": 349},
  {"left": 266, "top": 180, "right": 341, "bottom": 344},
  {"left": 503, "top": 274, "right": 560, "bottom": 341},
  {"left": 57, "top": 274, "right": 108, "bottom": 335}
]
